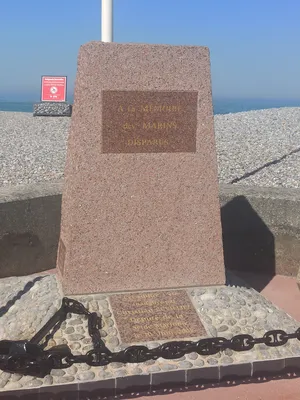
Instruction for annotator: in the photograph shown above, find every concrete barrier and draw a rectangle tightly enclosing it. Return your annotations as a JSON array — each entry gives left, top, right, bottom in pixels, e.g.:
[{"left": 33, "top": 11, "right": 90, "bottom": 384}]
[
  {"left": 0, "top": 181, "right": 299, "bottom": 279},
  {"left": 0, "top": 182, "right": 63, "bottom": 277}
]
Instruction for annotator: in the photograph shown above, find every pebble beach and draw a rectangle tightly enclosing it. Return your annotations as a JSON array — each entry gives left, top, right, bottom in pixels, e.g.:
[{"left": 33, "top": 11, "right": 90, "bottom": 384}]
[{"left": 0, "top": 107, "right": 299, "bottom": 189}]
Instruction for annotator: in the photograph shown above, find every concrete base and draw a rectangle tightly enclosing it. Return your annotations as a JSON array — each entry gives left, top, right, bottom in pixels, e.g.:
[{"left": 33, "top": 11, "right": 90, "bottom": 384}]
[
  {"left": 1, "top": 271, "right": 300, "bottom": 398},
  {"left": 33, "top": 102, "right": 72, "bottom": 117}
]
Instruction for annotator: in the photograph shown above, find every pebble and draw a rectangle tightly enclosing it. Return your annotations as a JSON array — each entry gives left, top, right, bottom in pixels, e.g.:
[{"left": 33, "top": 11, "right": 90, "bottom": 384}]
[
  {"left": 253, "top": 322, "right": 265, "bottom": 331},
  {"left": 107, "top": 327, "right": 118, "bottom": 336},
  {"left": 110, "top": 362, "right": 124, "bottom": 369},
  {"left": 200, "top": 293, "right": 216, "bottom": 301},
  {"left": 70, "top": 342, "right": 81, "bottom": 350},
  {"left": 69, "top": 319, "right": 83, "bottom": 326},
  {"left": 104, "top": 318, "right": 114, "bottom": 327},
  {"left": 214, "top": 316, "right": 224, "bottom": 325},
  {"left": 89, "top": 300, "right": 99, "bottom": 311},
  {"left": 148, "top": 342, "right": 160, "bottom": 349},
  {"left": 218, "top": 325, "right": 228, "bottom": 332},
  {"left": 249, "top": 316, "right": 257, "bottom": 324},
  {"left": 94, "top": 294, "right": 108, "bottom": 300},
  {"left": 4, "top": 382, "right": 22, "bottom": 390},
  {"left": 195, "top": 289, "right": 206, "bottom": 296},
  {"left": 67, "top": 365, "right": 78, "bottom": 375},
  {"left": 51, "top": 369, "right": 66, "bottom": 377},
  {"left": 99, "top": 300, "right": 109, "bottom": 309},
  {"left": 82, "top": 344, "right": 93, "bottom": 352},
  {"left": 207, "top": 358, "right": 218, "bottom": 365},
  {"left": 19, "top": 376, "right": 34, "bottom": 384},
  {"left": 235, "top": 298, "right": 246, "bottom": 306},
  {"left": 232, "top": 311, "right": 241, "bottom": 319},
  {"left": 201, "top": 315, "right": 212, "bottom": 324},
  {"left": 0, "top": 379, "right": 7, "bottom": 389},
  {"left": 77, "top": 364, "right": 91, "bottom": 371},
  {"left": 114, "top": 369, "right": 128, "bottom": 377},
  {"left": 131, "top": 367, "right": 143, "bottom": 374},
  {"left": 244, "top": 326, "right": 254, "bottom": 334},
  {"left": 227, "top": 319, "right": 237, "bottom": 326},
  {"left": 259, "top": 350, "right": 271, "bottom": 360},
  {"left": 47, "top": 339, "right": 56, "bottom": 347},
  {"left": 241, "top": 310, "right": 252, "bottom": 318},
  {"left": 208, "top": 326, "right": 218, "bottom": 337},
  {"left": 207, "top": 288, "right": 217, "bottom": 295},
  {"left": 99, "top": 329, "right": 108, "bottom": 338},
  {"left": 82, "top": 338, "right": 92, "bottom": 344},
  {"left": 207, "top": 310, "right": 218, "bottom": 317},
  {"left": 161, "top": 364, "right": 178, "bottom": 371},
  {"left": 231, "top": 326, "right": 242, "bottom": 334},
  {"left": 108, "top": 337, "right": 119, "bottom": 347},
  {"left": 144, "top": 359, "right": 156, "bottom": 365},
  {"left": 178, "top": 361, "right": 193, "bottom": 369},
  {"left": 10, "top": 374, "right": 22, "bottom": 382},
  {"left": 77, "top": 371, "right": 95, "bottom": 381},
  {"left": 254, "top": 310, "right": 267, "bottom": 319},
  {"left": 0, "top": 372, "right": 11, "bottom": 381},
  {"left": 290, "top": 344, "right": 300, "bottom": 355},
  {"left": 61, "top": 321, "right": 67, "bottom": 329},
  {"left": 76, "top": 326, "right": 85, "bottom": 334},
  {"left": 53, "top": 330, "right": 63, "bottom": 338},
  {"left": 44, "top": 375, "right": 54, "bottom": 385},
  {"left": 102, "top": 310, "right": 112, "bottom": 318},
  {"left": 224, "top": 349, "right": 233, "bottom": 356},
  {"left": 68, "top": 334, "right": 85, "bottom": 341},
  {"left": 54, "top": 376, "right": 75, "bottom": 384},
  {"left": 187, "top": 352, "right": 198, "bottom": 360},
  {"left": 26, "top": 379, "right": 43, "bottom": 388},
  {"left": 99, "top": 371, "right": 113, "bottom": 379},
  {"left": 148, "top": 365, "right": 161, "bottom": 372},
  {"left": 218, "top": 294, "right": 230, "bottom": 303},
  {"left": 194, "top": 359, "right": 205, "bottom": 367},
  {"left": 221, "top": 356, "right": 234, "bottom": 364},
  {"left": 55, "top": 338, "right": 68, "bottom": 345}
]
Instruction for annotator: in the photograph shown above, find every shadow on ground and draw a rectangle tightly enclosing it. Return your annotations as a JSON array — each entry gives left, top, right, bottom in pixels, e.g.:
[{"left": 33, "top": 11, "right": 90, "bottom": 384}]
[{"left": 221, "top": 195, "right": 275, "bottom": 292}]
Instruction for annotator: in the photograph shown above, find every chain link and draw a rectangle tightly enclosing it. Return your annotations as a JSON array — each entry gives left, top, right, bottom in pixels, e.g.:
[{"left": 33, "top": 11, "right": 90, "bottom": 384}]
[{"left": 1, "top": 297, "right": 300, "bottom": 377}]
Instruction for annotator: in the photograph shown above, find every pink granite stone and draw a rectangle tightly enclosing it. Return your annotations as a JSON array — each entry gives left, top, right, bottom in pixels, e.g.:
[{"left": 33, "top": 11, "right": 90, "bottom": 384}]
[{"left": 58, "top": 41, "right": 225, "bottom": 295}]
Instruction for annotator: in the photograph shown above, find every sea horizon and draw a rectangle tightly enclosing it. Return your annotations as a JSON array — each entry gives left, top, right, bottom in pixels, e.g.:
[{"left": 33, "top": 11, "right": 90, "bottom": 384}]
[{"left": 0, "top": 97, "right": 300, "bottom": 115}]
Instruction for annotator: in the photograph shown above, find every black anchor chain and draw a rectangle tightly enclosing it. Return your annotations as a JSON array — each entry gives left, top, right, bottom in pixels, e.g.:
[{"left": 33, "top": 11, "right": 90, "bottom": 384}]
[{"left": 0, "top": 297, "right": 300, "bottom": 377}]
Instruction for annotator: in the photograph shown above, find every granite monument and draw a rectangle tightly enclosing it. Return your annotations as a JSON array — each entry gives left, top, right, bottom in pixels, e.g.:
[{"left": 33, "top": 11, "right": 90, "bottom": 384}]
[{"left": 58, "top": 41, "right": 225, "bottom": 295}]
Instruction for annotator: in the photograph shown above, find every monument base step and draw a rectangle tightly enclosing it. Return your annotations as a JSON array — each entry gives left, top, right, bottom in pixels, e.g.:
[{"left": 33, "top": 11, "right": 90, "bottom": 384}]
[{"left": 1, "top": 271, "right": 300, "bottom": 398}]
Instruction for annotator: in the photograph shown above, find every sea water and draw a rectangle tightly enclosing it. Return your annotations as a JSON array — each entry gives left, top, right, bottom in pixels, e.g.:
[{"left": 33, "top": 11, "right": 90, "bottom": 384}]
[{"left": 0, "top": 98, "right": 300, "bottom": 115}]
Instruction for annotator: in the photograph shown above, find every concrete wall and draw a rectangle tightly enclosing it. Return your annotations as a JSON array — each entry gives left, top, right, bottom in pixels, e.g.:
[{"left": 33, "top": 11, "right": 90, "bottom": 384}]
[
  {"left": 219, "top": 184, "right": 300, "bottom": 278},
  {"left": 0, "top": 182, "right": 62, "bottom": 277},
  {"left": 0, "top": 181, "right": 299, "bottom": 279}
]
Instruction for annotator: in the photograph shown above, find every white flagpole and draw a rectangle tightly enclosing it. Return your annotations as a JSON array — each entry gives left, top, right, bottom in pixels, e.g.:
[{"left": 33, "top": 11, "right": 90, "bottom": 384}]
[{"left": 102, "top": 0, "right": 113, "bottom": 42}]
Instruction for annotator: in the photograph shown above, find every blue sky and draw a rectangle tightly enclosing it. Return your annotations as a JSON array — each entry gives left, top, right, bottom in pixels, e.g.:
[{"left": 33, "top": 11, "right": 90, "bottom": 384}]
[{"left": 1, "top": 0, "right": 300, "bottom": 101}]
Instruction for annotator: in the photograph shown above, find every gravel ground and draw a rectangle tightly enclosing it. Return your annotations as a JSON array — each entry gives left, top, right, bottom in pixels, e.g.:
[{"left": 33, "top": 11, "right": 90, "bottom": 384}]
[{"left": 0, "top": 107, "right": 299, "bottom": 188}]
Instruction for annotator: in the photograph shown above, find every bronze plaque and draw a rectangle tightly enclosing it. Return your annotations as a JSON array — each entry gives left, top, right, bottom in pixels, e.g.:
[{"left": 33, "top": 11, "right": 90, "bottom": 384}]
[
  {"left": 102, "top": 91, "right": 198, "bottom": 153},
  {"left": 57, "top": 239, "right": 66, "bottom": 274},
  {"left": 109, "top": 290, "right": 206, "bottom": 343}
]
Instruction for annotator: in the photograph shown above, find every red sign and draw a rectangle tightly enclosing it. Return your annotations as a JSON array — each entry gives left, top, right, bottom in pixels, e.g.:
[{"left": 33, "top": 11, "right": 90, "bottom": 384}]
[{"left": 41, "top": 76, "right": 67, "bottom": 102}]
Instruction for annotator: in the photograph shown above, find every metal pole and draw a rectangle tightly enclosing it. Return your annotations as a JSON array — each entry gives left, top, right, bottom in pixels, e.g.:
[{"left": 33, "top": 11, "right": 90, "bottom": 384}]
[{"left": 101, "top": 0, "right": 113, "bottom": 42}]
